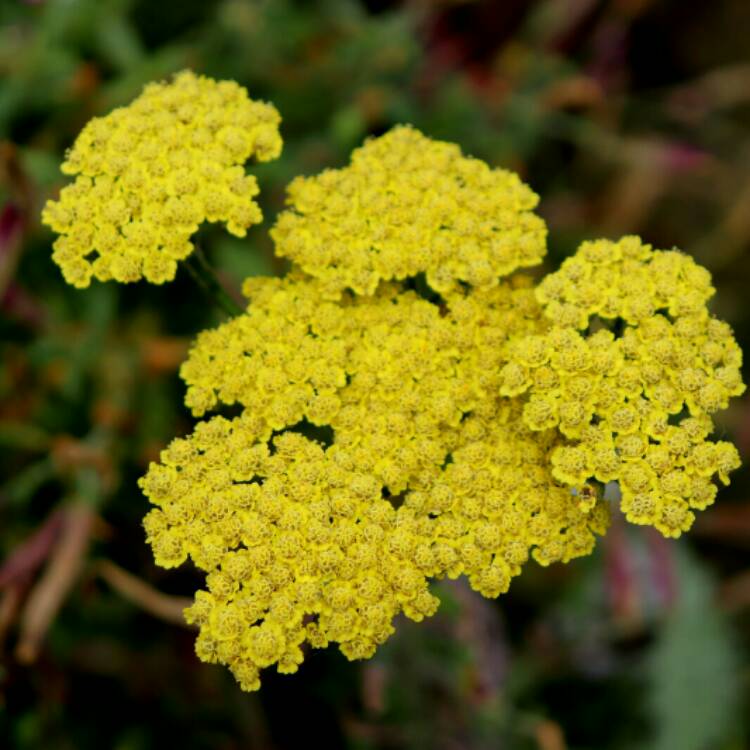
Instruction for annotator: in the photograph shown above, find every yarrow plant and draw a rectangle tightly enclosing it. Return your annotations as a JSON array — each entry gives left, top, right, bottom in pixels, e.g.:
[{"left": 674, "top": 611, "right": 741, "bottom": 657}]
[
  {"left": 42, "top": 70, "right": 281, "bottom": 287},
  {"left": 43, "top": 71, "right": 744, "bottom": 692}
]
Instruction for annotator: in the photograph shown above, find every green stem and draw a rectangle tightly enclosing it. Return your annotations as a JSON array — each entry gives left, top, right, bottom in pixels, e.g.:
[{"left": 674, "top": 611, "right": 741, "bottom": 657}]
[{"left": 183, "top": 252, "right": 243, "bottom": 317}]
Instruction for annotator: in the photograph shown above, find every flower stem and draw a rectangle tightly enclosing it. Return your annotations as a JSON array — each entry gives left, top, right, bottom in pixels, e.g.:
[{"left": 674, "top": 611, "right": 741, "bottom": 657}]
[{"left": 183, "top": 251, "right": 243, "bottom": 318}]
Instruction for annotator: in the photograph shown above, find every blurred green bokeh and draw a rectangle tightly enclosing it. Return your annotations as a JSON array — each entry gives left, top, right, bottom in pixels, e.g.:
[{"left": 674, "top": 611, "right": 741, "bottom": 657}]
[{"left": 1, "top": 1, "right": 749, "bottom": 748}]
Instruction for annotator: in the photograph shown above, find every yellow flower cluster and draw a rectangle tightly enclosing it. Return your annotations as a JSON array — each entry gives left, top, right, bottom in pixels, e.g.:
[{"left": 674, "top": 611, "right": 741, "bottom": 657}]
[
  {"left": 180, "top": 273, "right": 546, "bottom": 492},
  {"left": 142, "top": 264, "right": 611, "bottom": 689},
  {"left": 271, "top": 125, "right": 547, "bottom": 298},
  {"left": 141, "top": 399, "right": 608, "bottom": 690},
  {"left": 42, "top": 71, "right": 281, "bottom": 287},
  {"left": 403, "top": 401, "right": 609, "bottom": 596},
  {"left": 140, "top": 424, "right": 439, "bottom": 691},
  {"left": 44, "top": 75, "right": 734, "bottom": 692},
  {"left": 502, "top": 236, "right": 744, "bottom": 537},
  {"left": 179, "top": 272, "right": 350, "bottom": 428}
]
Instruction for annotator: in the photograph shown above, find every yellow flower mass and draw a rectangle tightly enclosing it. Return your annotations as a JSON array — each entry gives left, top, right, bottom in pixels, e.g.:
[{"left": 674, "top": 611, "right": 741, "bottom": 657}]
[
  {"left": 144, "top": 207, "right": 742, "bottom": 692},
  {"left": 42, "top": 71, "right": 281, "bottom": 287},
  {"left": 141, "top": 424, "right": 440, "bottom": 691},
  {"left": 142, "top": 272, "right": 609, "bottom": 688},
  {"left": 48, "top": 72, "right": 744, "bottom": 692},
  {"left": 271, "top": 125, "right": 547, "bottom": 298},
  {"left": 502, "top": 236, "right": 744, "bottom": 537}
]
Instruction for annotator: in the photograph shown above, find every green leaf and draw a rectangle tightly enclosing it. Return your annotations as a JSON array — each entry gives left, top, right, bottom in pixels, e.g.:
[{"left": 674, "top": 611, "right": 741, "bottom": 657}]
[
  {"left": 93, "top": 13, "right": 145, "bottom": 71},
  {"left": 645, "top": 545, "right": 741, "bottom": 750},
  {"left": 213, "top": 237, "right": 275, "bottom": 282}
]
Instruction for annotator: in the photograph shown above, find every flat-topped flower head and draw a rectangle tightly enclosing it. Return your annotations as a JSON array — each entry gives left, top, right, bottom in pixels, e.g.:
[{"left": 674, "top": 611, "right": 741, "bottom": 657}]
[
  {"left": 503, "top": 236, "right": 745, "bottom": 537},
  {"left": 271, "top": 125, "right": 547, "bottom": 298},
  {"left": 42, "top": 70, "right": 282, "bottom": 287},
  {"left": 143, "top": 352, "right": 607, "bottom": 691},
  {"left": 535, "top": 235, "right": 716, "bottom": 329},
  {"left": 180, "top": 272, "right": 548, "bottom": 494},
  {"left": 404, "top": 400, "right": 609, "bottom": 599},
  {"left": 41, "top": 67, "right": 746, "bottom": 695},
  {"left": 140, "top": 423, "right": 439, "bottom": 691},
  {"left": 149, "top": 268, "right": 604, "bottom": 690}
]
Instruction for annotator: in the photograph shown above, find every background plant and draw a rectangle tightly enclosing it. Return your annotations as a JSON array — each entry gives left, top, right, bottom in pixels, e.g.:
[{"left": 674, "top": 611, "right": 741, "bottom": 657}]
[{"left": 1, "top": 1, "right": 750, "bottom": 749}]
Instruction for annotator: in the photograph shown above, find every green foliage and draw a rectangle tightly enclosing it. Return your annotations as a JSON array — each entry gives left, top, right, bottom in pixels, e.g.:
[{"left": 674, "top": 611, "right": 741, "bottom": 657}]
[
  {"left": 646, "top": 548, "right": 742, "bottom": 750},
  {"left": 1, "top": 0, "right": 749, "bottom": 747}
]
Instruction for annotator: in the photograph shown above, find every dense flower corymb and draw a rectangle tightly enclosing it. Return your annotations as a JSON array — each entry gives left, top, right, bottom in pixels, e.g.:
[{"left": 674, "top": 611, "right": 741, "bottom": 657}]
[
  {"left": 179, "top": 273, "right": 546, "bottom": 492},
  {"left": 45, "top": 70, "right": 744, "bottom": 693},
  {"left": 144, "top": 212, "right": 741, "bottom": 691},
  {"left": 141, "top": 268, "right": 610, "bottom": 689},
  {"left": 42, "top": 71, "right": 281, "bottom": 287},
  {"left": 502, "top": 236, "right": 744, "bottom": 537},
  {"left": 141, "top": 424, "right": 439, "bottom": 690},
  {"left": 271, "top": 125, "right": 547, "bottom": 298}
]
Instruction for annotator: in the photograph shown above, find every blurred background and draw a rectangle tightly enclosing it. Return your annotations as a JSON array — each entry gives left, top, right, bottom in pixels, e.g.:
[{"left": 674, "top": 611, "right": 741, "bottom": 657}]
[{"left": 1, "top": 0, "right": 749, "bottom": 747}]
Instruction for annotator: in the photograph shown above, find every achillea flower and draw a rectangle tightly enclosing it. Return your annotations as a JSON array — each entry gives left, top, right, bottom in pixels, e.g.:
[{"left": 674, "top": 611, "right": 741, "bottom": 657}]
[
  {"left": 405, "top": 401, "right": 609, "bottom": 597},
  {"left": 140, "top": 425, "right": 438, "bottom": 690},
  {"left": 47, "top": 72, "right": 743, "bottom": 691},
  {"left": 180, "top": 272, "right": 548, "bottom": 494},
  {"left": 42, "top": 71, "right": 281, "bottom": 287},
  {"left": 271, "top": 125, "right": 547, "bottom": 298},
  {"left": 141, "top": 263, "right": 610, "bottom": 688},
  {"left": 502, "top": 236, "right": 744, "bottom": 537}
]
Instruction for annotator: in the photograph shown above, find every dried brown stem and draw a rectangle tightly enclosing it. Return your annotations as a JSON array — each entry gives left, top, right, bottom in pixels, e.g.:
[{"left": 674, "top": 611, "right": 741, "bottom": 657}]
[
  {"left": 95, "top": 559, "right": 193, "bottom": 627},
  {"left": 15, "top": 503, "right": 94, "bottom": 664},
  {"left": 0, "top": 509, "right": 64, "bottom": 588}
]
